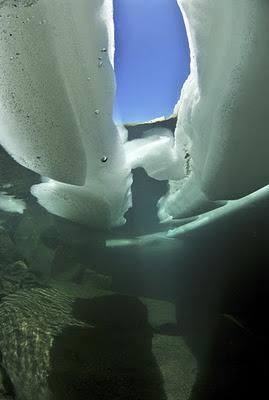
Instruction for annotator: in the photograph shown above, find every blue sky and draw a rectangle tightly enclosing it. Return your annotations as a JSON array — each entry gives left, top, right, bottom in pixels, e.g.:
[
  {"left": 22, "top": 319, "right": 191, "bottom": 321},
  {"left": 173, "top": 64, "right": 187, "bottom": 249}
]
[{"left": 113, "top": 0, "right": 190, "bottom": 123}]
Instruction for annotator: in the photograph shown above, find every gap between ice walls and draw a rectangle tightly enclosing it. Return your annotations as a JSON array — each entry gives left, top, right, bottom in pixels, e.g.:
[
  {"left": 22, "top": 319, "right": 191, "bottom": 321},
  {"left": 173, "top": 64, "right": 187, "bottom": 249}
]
[{"left": 0, "top": 0, "right": 269, "bottom": 239}]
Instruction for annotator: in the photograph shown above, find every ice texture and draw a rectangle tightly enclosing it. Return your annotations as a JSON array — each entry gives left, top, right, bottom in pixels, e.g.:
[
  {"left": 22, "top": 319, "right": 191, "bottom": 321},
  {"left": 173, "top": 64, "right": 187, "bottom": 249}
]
[
  {"left": 0, "top": 0, "right": 86, "bottom": 185},
  {"left": 0, "top": 0, "right": 132, "bottom": 228},
  {"left": 158, "top": 0, "right": 269, "bottom": 221},
  {"left": 0, "top": 192, "right": 26, "bottom": 214},
  {"left": 107, "top": 184, "right": 269, "bottom": 248},
  {"left": 124, "top": 128, "right": 184, "bottom": 181},
  {"left": 167, "top": 185, "right": 269, "bottom": 239},
  {"left": 1, "top": 0, "right": 269, "bottom": 231}
]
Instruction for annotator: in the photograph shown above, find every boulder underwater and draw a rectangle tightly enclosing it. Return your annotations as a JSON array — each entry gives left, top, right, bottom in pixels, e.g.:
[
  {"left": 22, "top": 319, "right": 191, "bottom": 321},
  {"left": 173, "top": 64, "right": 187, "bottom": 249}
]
[
  {"left": 0, "top": 0, "right": 268, "bottom": 234},
  {"left": 0, "top": 289, "right": 195, "bottom": 400}
]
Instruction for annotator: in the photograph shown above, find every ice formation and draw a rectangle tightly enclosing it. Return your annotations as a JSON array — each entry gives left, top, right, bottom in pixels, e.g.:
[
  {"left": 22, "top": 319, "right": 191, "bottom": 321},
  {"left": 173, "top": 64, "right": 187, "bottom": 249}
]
[
  {"left": 0, "top": 0, "right": 132, "bottom": 228},
  {"left": 0, "top": 0, "right": 268, "bottom": 232},
  {"left": 0, "top": 193, "right": 26, "bottom": 214},
  {"left": 106, "top": 184, "right": 269, "bottom": 248},
  {"left": 157, "top": 0, "right": 269, "bottom": 222},
  {"left": 124, "top": 128, "right": 183, "bottom": 181}
]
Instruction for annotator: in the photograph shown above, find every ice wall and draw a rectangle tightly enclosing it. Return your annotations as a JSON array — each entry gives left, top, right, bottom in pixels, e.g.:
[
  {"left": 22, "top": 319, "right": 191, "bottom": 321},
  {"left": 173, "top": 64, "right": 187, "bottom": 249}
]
[
  {"left": 158, "top": 0, "right": 269, "bottom": 221},
  {"left": 0, "top": 0, "right": 132, "bottom": 228}
]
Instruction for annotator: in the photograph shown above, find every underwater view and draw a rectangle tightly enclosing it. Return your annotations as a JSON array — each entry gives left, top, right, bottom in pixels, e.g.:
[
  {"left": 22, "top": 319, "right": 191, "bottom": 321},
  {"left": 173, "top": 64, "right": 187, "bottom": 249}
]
[{"left": 0, "top": 0, "right": 269, "bottom": 399}]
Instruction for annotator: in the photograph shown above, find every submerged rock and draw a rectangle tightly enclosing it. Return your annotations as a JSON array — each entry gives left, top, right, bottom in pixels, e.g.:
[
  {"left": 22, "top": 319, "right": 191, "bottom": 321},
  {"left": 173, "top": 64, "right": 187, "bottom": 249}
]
[
  {"left": 80, "top": 268, "right": 112, "bottom": 290},
  {"left": 0, "top": 230, "right": 16, "bottom": 263},
  {"left": 0, "top": 290, "right": 168, "bottom": 400},
  {"left": 0, "top": 288, "right": 80, "bottom": 400},
  {"left": 13, "top": 206, "right": 55, "bottom": 277},
  {"left": 0, "top": 260, "right": 40, "bottom": 300},
  {"left": 0, "top": 287, "right": 196, "bottom": 400},
  {"left": 0, "top": 364, "right": 15, "bottom": 400}
]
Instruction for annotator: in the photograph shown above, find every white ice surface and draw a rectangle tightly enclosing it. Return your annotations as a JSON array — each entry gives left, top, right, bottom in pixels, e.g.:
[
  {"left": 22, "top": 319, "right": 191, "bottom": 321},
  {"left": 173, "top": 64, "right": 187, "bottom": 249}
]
[
  {"left": 0, "top": 192, "right": 26, "bottom": 214},
  {"left": 158, "top": 0, "right": 269, "bottom": 222},
  {"left": 124, "top": 128, "right": 183, "bottom": 181},
  {"left": 0, "top": 0, "right": 132, "bottom": 228}
]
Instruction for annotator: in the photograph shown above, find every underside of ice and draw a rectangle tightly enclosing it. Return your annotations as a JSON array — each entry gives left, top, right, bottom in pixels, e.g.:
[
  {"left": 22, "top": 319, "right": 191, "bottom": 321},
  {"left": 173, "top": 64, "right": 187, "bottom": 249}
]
[
  {"left": 0, "top": 0, "right": 269, "bottom": 232},
  {"left": 0, "top": 0, "right": 132, "bottom": 228},
  {"left": 0, "top": 192, "right": 26, "bottom": 214},
  {"left": 124, "top": 128, "right": 184, "bottom": 181},
  {"left": 157, "top": 0, "right": 269, "bottom": 222}
]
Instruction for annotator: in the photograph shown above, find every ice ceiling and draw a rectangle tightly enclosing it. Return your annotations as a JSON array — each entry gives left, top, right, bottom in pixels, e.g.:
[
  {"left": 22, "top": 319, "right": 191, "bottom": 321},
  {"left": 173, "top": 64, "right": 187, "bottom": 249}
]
[{"left": 0, "top": 0, "right": 269, "bottom": 239}]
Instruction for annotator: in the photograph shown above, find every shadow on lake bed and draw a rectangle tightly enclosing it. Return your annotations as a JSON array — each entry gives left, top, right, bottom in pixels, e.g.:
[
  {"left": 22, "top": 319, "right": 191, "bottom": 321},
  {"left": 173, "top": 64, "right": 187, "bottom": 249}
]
[{"left": 48, "top": 294, "right": 167, "bottom": 400}]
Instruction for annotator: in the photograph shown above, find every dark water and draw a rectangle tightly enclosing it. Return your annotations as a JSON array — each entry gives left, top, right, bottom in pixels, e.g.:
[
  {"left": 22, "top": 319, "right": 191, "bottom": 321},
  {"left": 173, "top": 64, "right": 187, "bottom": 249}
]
[{"left": 0, "top": 119, "right": 268, "bottom": 399}]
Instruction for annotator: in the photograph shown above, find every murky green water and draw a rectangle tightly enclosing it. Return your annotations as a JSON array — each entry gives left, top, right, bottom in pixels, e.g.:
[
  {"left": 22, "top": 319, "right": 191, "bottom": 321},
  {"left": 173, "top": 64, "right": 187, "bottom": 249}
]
[{"left": 0, "top": 117, "right": 268, "bottom": 399}]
